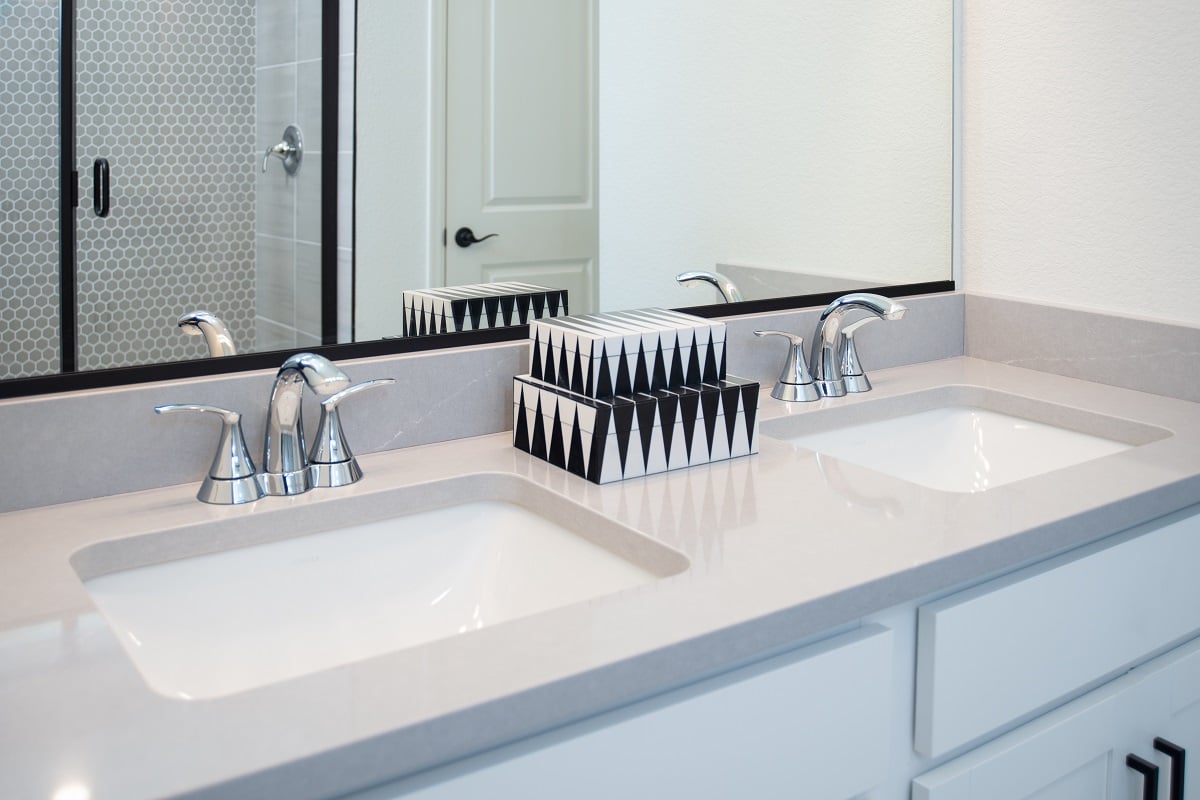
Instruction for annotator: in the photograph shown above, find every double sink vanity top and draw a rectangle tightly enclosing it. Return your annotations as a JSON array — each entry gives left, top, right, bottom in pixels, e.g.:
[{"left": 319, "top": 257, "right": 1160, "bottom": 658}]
[{"left": 2, "top": 356, "right": 1199, "bottom": 799}]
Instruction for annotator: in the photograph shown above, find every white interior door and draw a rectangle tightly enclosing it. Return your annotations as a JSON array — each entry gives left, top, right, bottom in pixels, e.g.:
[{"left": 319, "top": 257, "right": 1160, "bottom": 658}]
[{"left": 445, "top": 0, "right": 598, "bottom": 316}]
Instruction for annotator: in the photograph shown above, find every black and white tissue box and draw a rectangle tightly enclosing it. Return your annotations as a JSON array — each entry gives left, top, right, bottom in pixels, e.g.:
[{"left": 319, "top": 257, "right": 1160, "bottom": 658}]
[
  {"left": 402, "top": 282, "right": 568, "bottom": 337},
  {"left": 528, "top": 308, "right": 726, "bottom": 398},
  {"left": 512, "top": 374, "right": 759, "bottom": 484}
]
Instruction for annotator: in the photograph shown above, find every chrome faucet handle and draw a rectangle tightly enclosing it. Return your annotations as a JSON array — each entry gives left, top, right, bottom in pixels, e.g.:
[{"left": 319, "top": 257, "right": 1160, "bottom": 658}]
[
  {"left": 155, "top": 404, "right": 263, "bottom": 505},
  {"left": 753, "top": 330, "right": 820, "bottom": 402},
  {"left": 676, "top": 270, "right": 745, "bottom": 303},
  {"left": 840, "top": 316, "right": 880, "bottom": 394},
  {"left": 308, "top": 379, "right": 396, "bottom": 488}
]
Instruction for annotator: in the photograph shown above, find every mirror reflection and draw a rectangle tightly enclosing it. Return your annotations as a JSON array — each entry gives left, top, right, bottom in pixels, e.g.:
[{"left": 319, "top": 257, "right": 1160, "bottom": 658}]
[
  {"left": 357, "top": 0, "right": 952, "bottom": 340},
  {"left": 0, "top": 0, "right": 952, "bottom": 385}
]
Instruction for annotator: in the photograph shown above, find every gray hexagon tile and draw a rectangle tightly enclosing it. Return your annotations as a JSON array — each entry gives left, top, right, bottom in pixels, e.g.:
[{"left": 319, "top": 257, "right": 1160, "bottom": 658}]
[
  {"left": 74, "top": 0, "right": 257, "bottom": 370},
  {"left": 1, "top": 0, "right": 62, "bottom": 379}
]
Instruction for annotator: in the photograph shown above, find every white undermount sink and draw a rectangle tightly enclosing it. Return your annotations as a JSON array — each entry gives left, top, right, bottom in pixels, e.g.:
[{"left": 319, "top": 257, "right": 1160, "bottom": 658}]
[
  {"left": 762, "top": 386, "right": 1170, "bottom": 493},
  {"left": 72, "top": 474, "right": 688, "bottom": 700}
]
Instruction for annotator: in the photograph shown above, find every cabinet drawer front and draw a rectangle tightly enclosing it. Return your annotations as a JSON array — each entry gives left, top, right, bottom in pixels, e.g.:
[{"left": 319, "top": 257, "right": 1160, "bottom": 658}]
[
  {"left": 914, "top": 634, "right": 1200, "bottom": 800},
  {"left": 916, "top": 507, "right": 1200, "bottom": 758},
  {"left": 912, "top": 649, "right": 1149, "bottom": 800},
  {"left": 365, "top": 625, "right": 893, "bottom": 800}
]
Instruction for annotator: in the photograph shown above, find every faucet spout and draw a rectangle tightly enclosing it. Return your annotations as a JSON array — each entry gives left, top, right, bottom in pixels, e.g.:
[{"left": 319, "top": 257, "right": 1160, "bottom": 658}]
[
  {"left": 178, "top": 311, "right": 237, "bottom": 357},
  {"left": 259, "top": 352, "right": 351, "bottom": 496},
  {"left": 675, "top": 271, "right": 745, "bottom": 303},
  {"left": 810, "top": 293, "right": 907, "bottom": 397}
]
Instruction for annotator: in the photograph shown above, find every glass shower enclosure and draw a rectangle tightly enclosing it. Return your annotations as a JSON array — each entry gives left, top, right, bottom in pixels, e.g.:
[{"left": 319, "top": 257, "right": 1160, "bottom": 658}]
[{"left": 0, "top": 0, "right": 338, "bottom": 381}]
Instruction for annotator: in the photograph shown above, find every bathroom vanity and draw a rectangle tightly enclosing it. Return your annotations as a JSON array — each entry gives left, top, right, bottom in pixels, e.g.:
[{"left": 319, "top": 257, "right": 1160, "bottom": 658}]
[{"left": 2, "top": 354, "right": 1198, "bottom": 799}]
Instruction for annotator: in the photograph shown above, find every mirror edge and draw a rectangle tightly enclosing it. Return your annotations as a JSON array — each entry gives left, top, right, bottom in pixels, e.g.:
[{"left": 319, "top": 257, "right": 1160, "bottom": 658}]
[{"left": 0, "top": 281, "right": 954, "bottom": 400}]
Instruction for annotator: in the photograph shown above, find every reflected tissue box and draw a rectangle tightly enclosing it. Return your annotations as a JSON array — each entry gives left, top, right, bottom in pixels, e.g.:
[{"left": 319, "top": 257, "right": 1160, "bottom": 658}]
[{"left": 402, "top": 282, "right": 568, "bottom": 336}]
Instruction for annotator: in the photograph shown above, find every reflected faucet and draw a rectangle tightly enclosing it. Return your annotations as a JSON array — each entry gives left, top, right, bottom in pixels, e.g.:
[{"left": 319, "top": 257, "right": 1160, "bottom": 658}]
[
  {"left": 675, "top": 271, "right": 744, "bottom": 303},
  {"left": 810, "top": 293, "right": 906, "bottom": 397},
  {"left": 259, "top": 352, "right": 351, "bottom": 496},
  {"left": 178, "top": 311, "right": 237, "bottom": 357}
]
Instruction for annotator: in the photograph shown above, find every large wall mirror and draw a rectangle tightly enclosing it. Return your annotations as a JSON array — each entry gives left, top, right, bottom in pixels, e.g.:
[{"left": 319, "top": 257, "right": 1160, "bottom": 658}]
[{"left": 0, "top": 0, "right": 953, "bottom": 399}]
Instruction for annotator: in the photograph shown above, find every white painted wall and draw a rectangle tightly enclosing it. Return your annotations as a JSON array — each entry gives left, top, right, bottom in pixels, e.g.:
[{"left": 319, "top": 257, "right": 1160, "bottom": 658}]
[
  {"left": 598, "top": 1, "right": 953, "bottom": 311},
  {"left": 355, "top": 0, "right": 438, "bottom": 340},
  {"left": 357, "top": 1, "right": 953, "bottom": 324},
  {"left": 961, "top": 1, "right": 1200, "bottom": 325}
]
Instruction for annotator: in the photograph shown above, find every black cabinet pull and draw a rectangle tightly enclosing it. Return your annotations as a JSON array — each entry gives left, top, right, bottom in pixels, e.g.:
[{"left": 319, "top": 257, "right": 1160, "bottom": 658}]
[
  {"left": 92, "top": 158, "right": 110, "bottom": 218},
  {"left": 1154, "top": 737, "right": 1186, "bottom": 800},
  {"left": 454, "top": 227, "right": 498, "bottom": 248},
  {"left": 1128, "top": 754, "right": 1160, "bottom": 800}
]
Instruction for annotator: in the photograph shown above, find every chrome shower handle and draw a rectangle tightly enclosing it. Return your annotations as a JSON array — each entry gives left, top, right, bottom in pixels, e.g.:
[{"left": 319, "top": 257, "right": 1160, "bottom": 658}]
[{"left": 262, "top": 125, "right": 303, "bottom": 174}]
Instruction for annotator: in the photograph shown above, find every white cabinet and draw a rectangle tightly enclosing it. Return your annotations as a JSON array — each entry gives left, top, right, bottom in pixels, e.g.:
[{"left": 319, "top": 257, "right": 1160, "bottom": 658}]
[
  {"left": 345, "top": 508, "right": 1200, "bottom": 800},
  {"left": 913, "top": 634, "right": 1200, "bottom": 800},
  {"left": 915, "top": 507, "right": 1200, "bottom": 758},
  {"left": 349, "top": 625, "right": 893, "bottom": 800},
  {"left": 1151, "top": 636, "right": 1200, "bottom": 800}
]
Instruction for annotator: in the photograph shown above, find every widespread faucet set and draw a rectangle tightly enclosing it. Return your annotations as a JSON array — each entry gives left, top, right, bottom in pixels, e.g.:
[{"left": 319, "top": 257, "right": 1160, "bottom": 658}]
[
  {"left": 755, "top": 293, "right": 907, "bottom": 402},
  {"left": 156, "top": 352, "right": 393, "bottom": 505},
  {"left": 161, "top": 290, "right": 902, "bottom": 503}
]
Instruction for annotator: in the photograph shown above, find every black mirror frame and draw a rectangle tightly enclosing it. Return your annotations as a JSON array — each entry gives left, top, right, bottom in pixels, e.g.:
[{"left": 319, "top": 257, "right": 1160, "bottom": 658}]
[{"left": 0, "top": 280, "right": 953, "bottom": 400}]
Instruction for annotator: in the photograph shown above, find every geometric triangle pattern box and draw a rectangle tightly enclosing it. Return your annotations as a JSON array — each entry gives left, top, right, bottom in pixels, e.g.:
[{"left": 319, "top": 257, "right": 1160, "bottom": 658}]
[
  {"left": 513, "top": 374, "right": 759, "bottom": 484},
  {"left": 529, "top": 308, "right": 726, "bottom": 398},
  {"left": 402, "top": 282, "right": 568, "bottom": 337}
]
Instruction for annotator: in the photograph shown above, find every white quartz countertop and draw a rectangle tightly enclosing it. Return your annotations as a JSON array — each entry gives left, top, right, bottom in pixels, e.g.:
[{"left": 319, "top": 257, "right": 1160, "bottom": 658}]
[{"left": 2, "top": 357, "right": 1199, "bottom": 800}]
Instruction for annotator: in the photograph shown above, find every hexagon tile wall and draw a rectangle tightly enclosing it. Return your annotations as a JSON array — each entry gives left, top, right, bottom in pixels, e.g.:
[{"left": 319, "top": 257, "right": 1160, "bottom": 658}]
[
  {"left": 74, "top": 0, "right": 257, "bottom": 371},
  {"left": 0, "top": 0, "right": 63, "bottom": 380}
]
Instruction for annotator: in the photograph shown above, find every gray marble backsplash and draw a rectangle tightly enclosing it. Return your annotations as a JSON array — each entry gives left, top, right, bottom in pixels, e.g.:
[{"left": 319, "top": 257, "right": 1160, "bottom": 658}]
[
  {"left": 966, "top": 294, "right": 1200, "bottom": 404},
  {"left": 15, "top": 291, "right": 1200, "bottom": 514},
  {"left": 0, "top": 293, "right": 964, "bottom": 513}
]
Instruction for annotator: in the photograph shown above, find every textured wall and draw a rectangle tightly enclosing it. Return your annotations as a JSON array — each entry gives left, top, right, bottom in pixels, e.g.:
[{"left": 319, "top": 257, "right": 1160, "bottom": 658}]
[
  {"left": 598, "top": 0, "right": 954, "bottom": 312},
  {"left": 961, "top": 1, "right": 1200, "bottom": 324},
  {"left": 354, "top": 0, "right": 437, "bottom": 342}
]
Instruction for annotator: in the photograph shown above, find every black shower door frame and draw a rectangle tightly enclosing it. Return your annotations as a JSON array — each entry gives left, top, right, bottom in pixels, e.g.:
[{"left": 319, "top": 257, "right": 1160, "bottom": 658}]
[{"left": 56, "top": 0, "right": 340, "bottom": 373}]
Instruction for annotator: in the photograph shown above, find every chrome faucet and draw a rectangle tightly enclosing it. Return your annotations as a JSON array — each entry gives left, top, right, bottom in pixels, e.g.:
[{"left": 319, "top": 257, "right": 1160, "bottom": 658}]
[
  {"left": 754, "top": 292, "right": 908, "bottom": 403},
  {"left": 158, "top": 351, "right": 394, "bottom": 503},
  {"left": 259, "top": 352, "right": 352, "bottom": 496},
  {"left": 809, "top": 293, "right": 906, "bottom": 397},
  {"left": 675, "top": 271, "right": 744, "bottom": 303},
  {"left": 178, "top": 311, "right": 237, "bottom": 357}
]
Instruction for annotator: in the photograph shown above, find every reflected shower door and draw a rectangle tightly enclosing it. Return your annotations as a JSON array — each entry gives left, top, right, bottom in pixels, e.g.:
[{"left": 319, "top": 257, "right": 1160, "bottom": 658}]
[{"left": 74, "top": 0, "right": 259, "bottom": 369}]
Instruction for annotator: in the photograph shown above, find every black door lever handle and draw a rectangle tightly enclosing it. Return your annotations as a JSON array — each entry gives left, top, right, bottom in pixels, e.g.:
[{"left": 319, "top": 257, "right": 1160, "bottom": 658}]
[{"left": 454, "top": 227, "right": 499, "bottom": 248}]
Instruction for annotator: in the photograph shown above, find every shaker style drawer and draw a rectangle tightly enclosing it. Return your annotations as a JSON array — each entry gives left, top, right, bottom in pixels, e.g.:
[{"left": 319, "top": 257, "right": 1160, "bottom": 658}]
[
  {"left": 915, "top": 506, "right": 1200, "bottom": 758},
  {"left": 913, "top": 633, "right": 1200, "bottom": 800}
]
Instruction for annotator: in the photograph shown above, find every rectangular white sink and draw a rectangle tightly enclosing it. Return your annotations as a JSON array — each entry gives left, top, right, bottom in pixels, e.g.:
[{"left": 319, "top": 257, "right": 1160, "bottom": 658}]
[
  {"left": 762, "top": 386, "right": 1170, "bottom": 493},
  {"left": 72, "top": 475, "right": 688, "bottom": 700}
]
